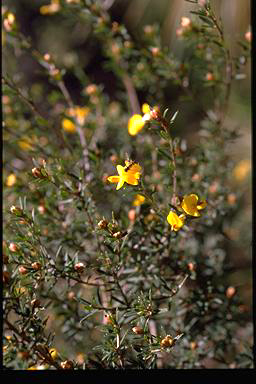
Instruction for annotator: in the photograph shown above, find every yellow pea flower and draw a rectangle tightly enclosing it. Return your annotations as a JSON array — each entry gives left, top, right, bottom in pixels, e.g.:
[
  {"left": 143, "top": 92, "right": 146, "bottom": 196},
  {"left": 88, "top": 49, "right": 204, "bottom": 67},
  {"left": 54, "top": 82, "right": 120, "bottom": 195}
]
[
  {"left": 132, "top": 194, "right": 145, "bottom": 206},
  {"left": 107, "top": 161, "right": 142, "bottom": 190},
  {"left": 6, "top": 173, "right": 16, "bottom": 187},
  {"left": 167, "top": 211, "right": 185, "bottom": 231},
  {"left": 128, "top": 103, "right": 152, "bottom": 136},
  {"left": 181, "top": 194, "right": 207, "bottom": 217}
]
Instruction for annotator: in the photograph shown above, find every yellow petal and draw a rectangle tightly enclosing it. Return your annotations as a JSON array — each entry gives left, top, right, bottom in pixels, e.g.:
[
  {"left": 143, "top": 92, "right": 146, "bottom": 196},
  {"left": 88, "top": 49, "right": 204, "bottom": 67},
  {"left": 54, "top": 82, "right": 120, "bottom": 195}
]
[
  {"left": 128, "top": 115, "right": 145, "bottom": 136},
  {"left": 142, "top": 103, "right": 150, "bottom": 114},
  {"left": 117, "top": 165, "right": 125, "bottom": 176},
  {"left": 107, "top": 175, "right": 120, "bottom": 183},
  {"left": 167, "top": 211, "right": 184, "bottom": 231},
  {"left": 133, "top": 194, "right": 145, "bottom": 206},
  {"left": 197, "top": 200, "right": 207, "bottom": 210},
  {"left": 181, "top": 194, "right": 200, "bottom": 217},
  {"left": 116, "top": 178, "right": 125, "bottom": 190}
]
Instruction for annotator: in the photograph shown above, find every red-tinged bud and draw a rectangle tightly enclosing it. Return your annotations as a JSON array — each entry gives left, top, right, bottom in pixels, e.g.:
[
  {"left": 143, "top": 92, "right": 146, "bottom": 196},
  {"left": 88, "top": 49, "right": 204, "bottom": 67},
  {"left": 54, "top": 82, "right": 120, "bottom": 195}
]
[
  {"left": 132, "top": 326, "right": 144, "bottom": 335},
  {"left": 31, "top": 262, "right": 42, "bottom": 271},
  {"left": 226, "top": 286, "right": 236, "bottom": 299},
  {"left": 9, "top": 242, "right": 19, "bottom": 252},
  {"left": 160, "top": 335, "right": 174, "bottom": 348},
  {"left": 60, "top": 360, "right": 73, "bottom": 369},
  {"left": 74, "top": 262, "right": 85, "bottom": 273},
  {"left": 19, "top": 266, "right": 28, "bottom": 275}
]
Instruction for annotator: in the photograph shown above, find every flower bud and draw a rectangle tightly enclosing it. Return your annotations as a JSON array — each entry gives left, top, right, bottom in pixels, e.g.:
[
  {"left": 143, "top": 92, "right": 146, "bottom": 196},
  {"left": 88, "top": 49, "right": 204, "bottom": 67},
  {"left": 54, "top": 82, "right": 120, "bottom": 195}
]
[
  {"left": 97, "top": 219, "right": 108, "bottom": 229},
  {"left": 190, "top": 341, "right": 197, "bottom": 350},
  {"left": 61, "top": 360, "right": 73, "bottom": 369},
  {"left": 31, "top": 167, "right": 45, "bottom": 178},
  {"left": 74, "top": 262, "right": 85, "bottom": 273},
  {"left": 67, "top": 291, "right": 76, "bottom": 300},
  {"left": 150, "top": 107, "right": 161, "bottom": 121},
  {"left": 31, "top": 262, "right": 42, "bottom": 271},
  {"left": 128, "top": 209, "right": 136, "bottom": 222},
  {"left": 38, "top": 205, "right": 46, "bottom": 214},
  {"left": 112, "top": 231, "right": 122, "bottom": 239},
  {"left": 245, "top": 30, "right": 252, "bottom": 43},
  {"left": 226, "top": 286, "right": 236, "bottom": 299},
  {"left": 132, "top": 326, "right": 144, "bottom": 335},
  {"left": 151, "top": 47, "right": 160, "bottom": 56},
  {"left": 19, "top": 266, "right": 28, "bottom": 275},
  {"left": 181, "top": 17, "right": 191, "bottom": 28},
  {"left": 9, "top": 242, "right": 19, "bottom": 252},
  {"left": 10, "top": 205, "right": 23, "bottom": 216},
  {"left": 160, "top": 335, "right": 174, "bottom": 348},
  {"left": 49, "top": 348, "right": 58, "bottom": 360},
  {"left": 31, "top": 298, "right": 40, "bottom": 307},
  {"left": 205, "top": 72, "right": 214, "bottom": 81},
  {"left": 85, "top": 84, "right": 97, "bottom": 95}
]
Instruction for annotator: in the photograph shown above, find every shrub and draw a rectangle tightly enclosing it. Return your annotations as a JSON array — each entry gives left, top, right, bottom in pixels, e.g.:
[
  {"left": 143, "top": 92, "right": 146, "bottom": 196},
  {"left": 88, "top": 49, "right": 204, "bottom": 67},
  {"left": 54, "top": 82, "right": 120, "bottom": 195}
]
[{"left": 3, "top": 0, "right": 252, "bottom": 369}]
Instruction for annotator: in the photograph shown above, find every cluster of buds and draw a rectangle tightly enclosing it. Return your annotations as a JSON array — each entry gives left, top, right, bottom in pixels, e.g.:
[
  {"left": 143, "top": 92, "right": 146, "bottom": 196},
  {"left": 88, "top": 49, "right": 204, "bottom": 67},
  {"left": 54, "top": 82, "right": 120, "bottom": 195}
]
[
  {"left": 160, "top": 335, "right": 174, "bottom": 348},
  {"left": 74, "top": 262, "right": 85, "bottom": 273}
]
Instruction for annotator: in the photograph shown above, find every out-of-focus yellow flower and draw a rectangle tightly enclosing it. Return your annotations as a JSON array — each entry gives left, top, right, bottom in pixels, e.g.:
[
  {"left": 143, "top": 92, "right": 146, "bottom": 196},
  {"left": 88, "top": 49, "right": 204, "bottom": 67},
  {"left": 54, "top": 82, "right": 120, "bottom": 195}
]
[
  {"left": 27, "top": 364, "right": 49, "bottom": 370},
  {"left": 107, "top": 161, "right": 141, "bottom": 190},
  {"left": 132, "top": 194, "right": 145, "bottom": 206},
  {"left": 18, "top": 136, "right": 35, "bottom": 151},
  {"left": 62, "top": 106, "right": 90, "bottom": 132},
  {"left": 6, "top": 173, "right": 16, "bottom": 187},
  {"left": 67, "top": 106, "right": 90, "bottom": 125},
  {"left": 181, "top": 194, "right": 207, "bottom": 217},
  {"left": 233, "top": 159, "right": 251, "bottom": 182},
  {"left": 62, "top": 118, "right": 76, "bottom": 133},
  {"left": 128, "top": 103, "right": 151, "bottom": 136},
  {"left": 167, "top": 211, "right": 185, "bottom": 231},
  {"left": 40, "top": 0, "right": 60, "bottom": 15}
]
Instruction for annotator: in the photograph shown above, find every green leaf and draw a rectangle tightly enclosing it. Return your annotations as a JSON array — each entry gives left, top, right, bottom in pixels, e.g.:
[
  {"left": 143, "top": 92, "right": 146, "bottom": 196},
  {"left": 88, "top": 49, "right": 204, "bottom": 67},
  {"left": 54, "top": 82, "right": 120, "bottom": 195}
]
[
  {"left": 159, "top": 130, "right": 170, "bottom": 141},
  {"left": 170, "top": 110, "right": 179, "bottom": 124},
  {"left": 157, "top": 148, "right": 171, "bottom": 160},
  {"left": 198, "top": 15, "right": 215, "bottom": 26}
]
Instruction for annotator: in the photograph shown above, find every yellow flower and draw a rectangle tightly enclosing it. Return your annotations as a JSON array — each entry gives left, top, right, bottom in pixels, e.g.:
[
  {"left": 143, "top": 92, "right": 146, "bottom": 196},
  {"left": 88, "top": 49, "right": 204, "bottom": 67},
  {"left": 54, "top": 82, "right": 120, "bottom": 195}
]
[
  {"left": 18, "top": 136, "right": 35, "bottom": 151},
  {"left": 67, "top": 106, "right": 90, "bottom": 126},
  {"left": 132, "top": 194, "right": 145, "bottom": 206},
  {"left": 167, "top": 211, "right": 185, "bottom": 231},
  {"left": 6, "top": 173, "right": 16, "bottom": 187},
  {"left": 181, "top": 194, "right": 207, "bottom": 217},
  {"left": 107, "top": 161, "right": 142, "bottom": 190},
  {"left": 128, "top": 103, "right": 151, "bottom": 136},
  {"left": 40, "top": 0, "right": 60, "bottom": 15},
  {"left": 233, "top": 159, "right": 251, "bottom": 182},
  {"left": 62, "top": 118, "right": 76, "bottom": 133}
]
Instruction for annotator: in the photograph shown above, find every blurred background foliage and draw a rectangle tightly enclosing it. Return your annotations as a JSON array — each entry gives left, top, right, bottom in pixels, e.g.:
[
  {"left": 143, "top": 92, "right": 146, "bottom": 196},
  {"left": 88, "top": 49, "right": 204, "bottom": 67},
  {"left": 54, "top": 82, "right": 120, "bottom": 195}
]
[{"left": 2, "top": 0, "right": 252, "bottom": 369}]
